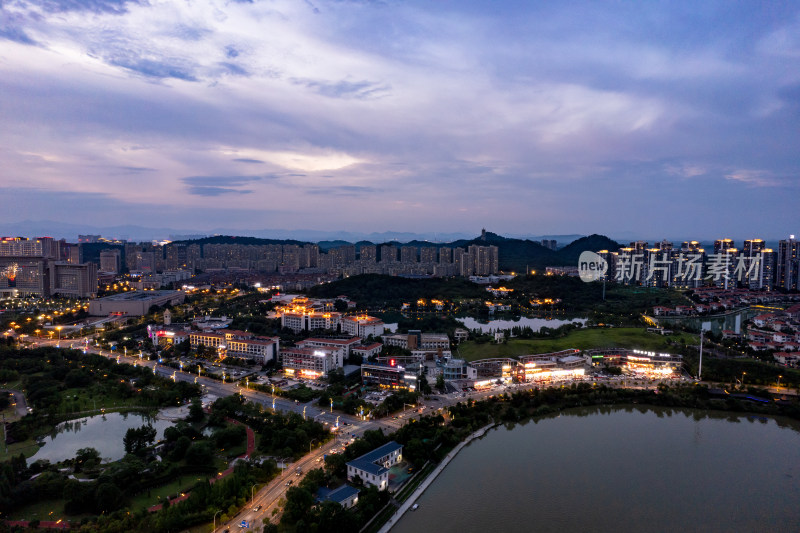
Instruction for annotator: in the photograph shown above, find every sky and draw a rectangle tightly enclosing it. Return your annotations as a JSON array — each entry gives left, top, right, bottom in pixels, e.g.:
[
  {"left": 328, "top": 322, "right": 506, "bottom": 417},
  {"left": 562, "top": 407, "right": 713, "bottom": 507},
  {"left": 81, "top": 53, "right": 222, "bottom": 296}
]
[{"left": 1, "top": 0, "right": 799, "bottom": 240}]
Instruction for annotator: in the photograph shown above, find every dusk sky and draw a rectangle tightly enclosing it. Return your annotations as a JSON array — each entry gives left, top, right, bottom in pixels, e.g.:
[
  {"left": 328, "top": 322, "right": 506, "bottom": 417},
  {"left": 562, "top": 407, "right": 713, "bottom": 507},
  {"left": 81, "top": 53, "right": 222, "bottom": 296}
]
[{"left": 1, "top": 0, "right": 799, "bottom": 240}]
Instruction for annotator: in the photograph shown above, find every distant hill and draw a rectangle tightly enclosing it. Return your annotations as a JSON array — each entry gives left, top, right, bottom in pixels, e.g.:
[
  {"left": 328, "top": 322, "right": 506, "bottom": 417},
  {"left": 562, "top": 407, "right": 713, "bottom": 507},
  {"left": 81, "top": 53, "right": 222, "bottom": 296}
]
[
  {"left": 168, "top": 231, "right": 622, "bottom": 271},
  {"left": 556, "top": 234, "right": 623, "bottom": 264},
  {"left": 170, "top": 235, "right": 309, "bottom": 246}
]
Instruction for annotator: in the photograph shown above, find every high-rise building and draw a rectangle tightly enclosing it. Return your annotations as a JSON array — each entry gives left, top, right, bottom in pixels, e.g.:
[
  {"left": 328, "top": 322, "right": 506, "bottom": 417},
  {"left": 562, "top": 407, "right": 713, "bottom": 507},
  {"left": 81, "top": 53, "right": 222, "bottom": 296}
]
[
  {"left": 400, "top": 246, "right": 418, "bottom": 263},
  {"left": 359, "top": 244, "right": 376, "bottom": 263},
  {"left": 713, "top": 238, "right": 734, "bottom": 254},
  {"left": 420, "top": 247, "right": 437, "bottom": 264},
  {"left": 100, "top": 249, "right": 122, "bottom": 274},
  {"left": 379, "top": 244, "right": 398, "bottom": 263},
  {"left": 777, "top": 236, "right": 799, "bottom": 291}
]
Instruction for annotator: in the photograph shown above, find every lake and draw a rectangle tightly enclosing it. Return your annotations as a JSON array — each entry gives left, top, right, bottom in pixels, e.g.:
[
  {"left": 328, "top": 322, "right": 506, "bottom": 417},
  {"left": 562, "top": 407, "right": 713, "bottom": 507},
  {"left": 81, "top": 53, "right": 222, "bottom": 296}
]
[
  {"left": 391, "top": 406, "right": 800, "bottom": 533},
  {"left": 30, "top": 412, "right": 175, "bottom": 464},
  {"left": 458, "top": 316, "right": 587, "bottom": 333}
]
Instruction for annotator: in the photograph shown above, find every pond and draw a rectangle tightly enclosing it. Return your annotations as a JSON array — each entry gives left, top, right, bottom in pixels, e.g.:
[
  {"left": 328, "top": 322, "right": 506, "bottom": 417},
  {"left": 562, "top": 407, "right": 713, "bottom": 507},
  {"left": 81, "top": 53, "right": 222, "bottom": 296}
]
[
  {"left": 458, "top": 316, "right": 587, "bottom": 333},
  {"left": 30, "top": 412, "right": 175, "bottom": 464}
]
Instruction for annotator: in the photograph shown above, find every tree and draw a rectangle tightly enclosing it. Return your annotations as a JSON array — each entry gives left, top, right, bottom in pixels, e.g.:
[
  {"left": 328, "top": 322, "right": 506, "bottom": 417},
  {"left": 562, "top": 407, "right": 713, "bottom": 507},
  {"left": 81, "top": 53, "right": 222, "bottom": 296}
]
[
  {"left": 74, "top": 447, "right": 100, "bottom": 473},
  {"left": 187, "top": 398, "right": 205, "bottom": 423},
  {"left": 123, "top": 425, "right": 157, "bottom": 455},
  {"left": 419, "top": 374, "right": 432, "bottom": 395},
  {"left": 185, "top": 441, "right": 214, "bottom": 466},
  {"left": 435, "top": 374, "right": 445, "bottom": 392}
]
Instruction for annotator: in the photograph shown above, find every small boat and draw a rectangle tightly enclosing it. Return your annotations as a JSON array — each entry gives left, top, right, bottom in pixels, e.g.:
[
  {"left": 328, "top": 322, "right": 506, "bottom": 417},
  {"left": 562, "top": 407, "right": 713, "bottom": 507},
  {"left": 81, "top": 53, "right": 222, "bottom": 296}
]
[{"left": 411, "top": 504, "right": 419, "bottom": 511}]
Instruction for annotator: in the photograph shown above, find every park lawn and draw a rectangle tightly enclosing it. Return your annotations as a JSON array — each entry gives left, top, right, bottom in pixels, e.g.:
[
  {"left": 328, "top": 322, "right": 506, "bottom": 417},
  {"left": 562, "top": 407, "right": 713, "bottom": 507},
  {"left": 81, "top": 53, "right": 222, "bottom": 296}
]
[
  {"left": 0, "top": 437, "right": 42, "bottom": 461},
  {"left": 455, "top": 327, "right": 697, "bottom": 362},
  {"left": 5, "top": 497, "right": 80, "bottom": 522},
  {"left": 128, "top": 474, "right": 210, "bottom": 511},
  {"left": 58, "top": 387, "right": 144, "bottom": 414}
]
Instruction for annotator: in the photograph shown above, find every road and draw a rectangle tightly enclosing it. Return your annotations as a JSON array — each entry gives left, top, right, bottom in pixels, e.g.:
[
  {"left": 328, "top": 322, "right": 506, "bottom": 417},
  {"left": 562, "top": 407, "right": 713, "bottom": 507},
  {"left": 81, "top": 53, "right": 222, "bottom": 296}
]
[{"left": 24, "top": 336, "right": 691, "bottom": 532}]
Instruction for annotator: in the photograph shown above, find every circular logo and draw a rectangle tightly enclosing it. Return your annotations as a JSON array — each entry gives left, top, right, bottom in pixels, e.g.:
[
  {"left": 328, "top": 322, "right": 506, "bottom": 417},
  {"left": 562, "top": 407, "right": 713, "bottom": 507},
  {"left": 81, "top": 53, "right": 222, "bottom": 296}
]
[{"left": 578, "top": 251, "right": 607, "bottom": 282}]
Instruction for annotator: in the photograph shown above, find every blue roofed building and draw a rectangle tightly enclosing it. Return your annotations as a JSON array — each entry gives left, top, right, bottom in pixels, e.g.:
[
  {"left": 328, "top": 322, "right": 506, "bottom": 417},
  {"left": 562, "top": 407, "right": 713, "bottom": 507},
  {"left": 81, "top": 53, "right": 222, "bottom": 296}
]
[
  {"left": 316, "top": 484, "right": 361, "bottom": 509},
  {"left": 346, "top": 441, "right": 403, "bottom": 491}
]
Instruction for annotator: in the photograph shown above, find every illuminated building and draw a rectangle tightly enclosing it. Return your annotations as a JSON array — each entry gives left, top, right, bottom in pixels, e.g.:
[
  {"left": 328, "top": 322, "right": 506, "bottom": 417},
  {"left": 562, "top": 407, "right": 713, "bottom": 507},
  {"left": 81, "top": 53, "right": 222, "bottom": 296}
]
[
  {"left": 280, "top": 346, "right": 340, "bottom": 379},
  {"left": 361, "top": 362, "right": 417, "bottom": 390},
  {"left": 341, "top": 315, "right": 385, "bottom": 338},
  {"left": 777, "top": 236, "right": 799, "bottom": 291},
  {"left": 296, "top": 337, "right": 361, "bottom": 362},
  {"left": 346, "top": 441, "right": 403, "bottom": 491},
  {"left": 585, "top": 348, "right": 682, "bottom": 375}
]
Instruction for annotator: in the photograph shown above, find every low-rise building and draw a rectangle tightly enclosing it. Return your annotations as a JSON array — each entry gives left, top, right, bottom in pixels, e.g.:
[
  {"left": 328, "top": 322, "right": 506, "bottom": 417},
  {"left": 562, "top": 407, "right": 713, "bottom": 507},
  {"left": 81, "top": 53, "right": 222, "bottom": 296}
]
[
  {"left": 316, "top": 485, "right": 360, "bottom": 509},
  {"left": 352, "top": 342, "right": 383, "bottom": 360},
  {"left": 280, "top": 346, "right": 341, "bottom": 379},
  {"left": 346, "top": 441, "right": 403, "bottom": 491},
  {"left": 361, "top": 362, "right": 416, "bottom": 390},
  {"left": 88, "top": 290, "right": 185, "bottom": 316},
  {"left": 341, "top": 315, "right": 385, "bottom": 338}
]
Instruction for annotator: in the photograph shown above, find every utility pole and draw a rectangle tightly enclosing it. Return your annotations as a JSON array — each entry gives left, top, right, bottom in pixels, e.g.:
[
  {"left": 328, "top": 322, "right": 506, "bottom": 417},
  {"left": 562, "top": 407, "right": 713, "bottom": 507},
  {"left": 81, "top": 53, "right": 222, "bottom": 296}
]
[{"left": 698, "top": 330, "right": 703, "bottom": 382}]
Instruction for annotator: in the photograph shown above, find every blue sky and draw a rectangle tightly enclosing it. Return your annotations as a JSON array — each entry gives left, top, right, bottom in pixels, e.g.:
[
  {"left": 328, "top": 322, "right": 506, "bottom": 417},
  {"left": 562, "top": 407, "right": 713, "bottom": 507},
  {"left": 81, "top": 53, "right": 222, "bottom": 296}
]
[{"left": 1, "top": 0, "right": 798, "bottom": 240}]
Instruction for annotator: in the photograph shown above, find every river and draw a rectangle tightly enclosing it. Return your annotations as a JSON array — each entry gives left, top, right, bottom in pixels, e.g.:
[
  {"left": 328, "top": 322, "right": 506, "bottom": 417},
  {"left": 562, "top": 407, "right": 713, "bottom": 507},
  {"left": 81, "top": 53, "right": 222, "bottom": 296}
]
[{"left": 391, "top": 406, "right": 800, "bottom": 533}]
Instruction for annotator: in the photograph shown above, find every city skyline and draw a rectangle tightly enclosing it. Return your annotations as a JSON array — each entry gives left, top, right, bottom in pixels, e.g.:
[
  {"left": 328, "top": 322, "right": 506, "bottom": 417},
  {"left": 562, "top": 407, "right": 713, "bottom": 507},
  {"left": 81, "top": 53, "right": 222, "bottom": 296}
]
[{"left": 1, "top": 1, "right": 799, "bottom": 236}]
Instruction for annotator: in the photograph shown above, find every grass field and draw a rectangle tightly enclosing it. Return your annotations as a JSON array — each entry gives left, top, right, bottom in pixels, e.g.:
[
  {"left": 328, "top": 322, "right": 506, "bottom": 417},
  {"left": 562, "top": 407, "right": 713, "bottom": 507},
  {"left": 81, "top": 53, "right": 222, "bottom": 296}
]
[
  {"left": 128, "top": 474, "right": 210, "bottom": 510},
  {"left": 455, "top": 327, "right": 697, "bottom": 361},
  {"left": 0, "top": 437, "right": 42, "bottom": 461}
]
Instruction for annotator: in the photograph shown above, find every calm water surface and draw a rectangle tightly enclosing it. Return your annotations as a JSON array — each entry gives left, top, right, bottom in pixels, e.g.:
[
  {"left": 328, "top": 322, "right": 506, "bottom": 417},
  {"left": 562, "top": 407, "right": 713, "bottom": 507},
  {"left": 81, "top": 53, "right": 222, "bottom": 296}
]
[
  {"left": 458, "top": 316, "right": 587, "bottom": 333},
  {"left": 392, "top": 406, "right": 800, "bottom": 533},
  {"left": 31, "top": 412, "right": 174, "bottom": 463}
]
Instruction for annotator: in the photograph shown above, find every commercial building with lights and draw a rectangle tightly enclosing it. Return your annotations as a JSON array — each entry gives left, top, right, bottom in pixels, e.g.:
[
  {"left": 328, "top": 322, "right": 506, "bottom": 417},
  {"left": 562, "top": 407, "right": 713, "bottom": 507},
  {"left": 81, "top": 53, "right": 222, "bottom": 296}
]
[
  {"left": 280, "top": 346, "right": 341, "bottom": 379},
  {"left": 585, "top": 348, "right": 682, "bottom": 375},
  {"left": 346, "top": 441, "right": 403, "bottom": 491},
  {"left": 361, "top": 362, "right": 417, "bottom": 390}
]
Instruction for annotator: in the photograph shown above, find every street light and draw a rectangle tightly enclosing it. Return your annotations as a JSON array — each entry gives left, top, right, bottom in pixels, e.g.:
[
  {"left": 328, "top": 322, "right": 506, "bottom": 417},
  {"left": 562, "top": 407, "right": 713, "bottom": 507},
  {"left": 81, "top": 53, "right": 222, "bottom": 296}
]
[
  {"left": 56, "top": 326, "right": 62, "bottom": 345},
  {"left": 251, "top": 483, "right": 258, "bottom": 506},
  {"left": 310, "top": 439, "right": 317, "bottom": 453},
  {"left": 213, "top": 510, "right": 221, "bottom": 532},
  {"left": 742, "top": 372, "right": 746, "bottom": 389},
  {"left": 777, "top": 375, "right": 782, "bottom": 391},
  {"left": 330, "top": 398, "right": 333, "bottom": 413}
]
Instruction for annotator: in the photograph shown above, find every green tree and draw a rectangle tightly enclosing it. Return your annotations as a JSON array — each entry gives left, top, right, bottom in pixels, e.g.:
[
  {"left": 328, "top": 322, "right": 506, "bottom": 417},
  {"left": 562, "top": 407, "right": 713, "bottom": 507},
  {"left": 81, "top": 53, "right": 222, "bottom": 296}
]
[
  {"left": 123, "top": 425, "right": 156, "bottom": 455},
  {"left": 187, "top": 398, "right": 205, "bottom": 423},
  {"left": 435, "top": 374, "right": 445, "bottom": 392},
  {"left": 74, "top": 447, "right": 100, "bottom": 473}
]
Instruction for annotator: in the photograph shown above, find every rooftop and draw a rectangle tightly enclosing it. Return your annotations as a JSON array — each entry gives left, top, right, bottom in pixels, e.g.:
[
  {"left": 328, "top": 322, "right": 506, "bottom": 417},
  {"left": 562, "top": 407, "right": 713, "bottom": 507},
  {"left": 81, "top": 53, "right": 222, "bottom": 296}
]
[{"left": 347, "top": 441, "right": 403, "bottom": 477}]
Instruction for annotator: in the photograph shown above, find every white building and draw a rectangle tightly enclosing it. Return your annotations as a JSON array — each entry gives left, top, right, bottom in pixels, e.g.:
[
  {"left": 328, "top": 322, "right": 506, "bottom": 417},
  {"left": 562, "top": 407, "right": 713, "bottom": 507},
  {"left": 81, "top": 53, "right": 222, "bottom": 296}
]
[
  {"left": 346, "top": 441, "right": 403, "bottom": 491},
  {"left": 341, "top": 315, "right": 385, "bottom": 338},
  {"left": 280, "top": 346, "right": 341, "bottom": 379}
]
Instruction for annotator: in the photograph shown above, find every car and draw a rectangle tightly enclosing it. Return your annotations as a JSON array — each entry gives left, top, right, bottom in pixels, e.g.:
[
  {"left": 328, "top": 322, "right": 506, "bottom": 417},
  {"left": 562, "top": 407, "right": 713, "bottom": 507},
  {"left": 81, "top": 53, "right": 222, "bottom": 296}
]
[
  {"left": 285, "top": 480, "right": 293, "bottom": 486},
  {"left": 253, "top": 505, "right": 262, "bottom": 512}
]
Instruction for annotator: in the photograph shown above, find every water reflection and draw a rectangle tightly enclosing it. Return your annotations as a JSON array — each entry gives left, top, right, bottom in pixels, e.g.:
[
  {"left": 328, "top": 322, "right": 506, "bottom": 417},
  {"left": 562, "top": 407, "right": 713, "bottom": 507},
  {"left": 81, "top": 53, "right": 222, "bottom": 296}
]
[{"left": 32, "top": 412, "right": 173, "bottom": 464}]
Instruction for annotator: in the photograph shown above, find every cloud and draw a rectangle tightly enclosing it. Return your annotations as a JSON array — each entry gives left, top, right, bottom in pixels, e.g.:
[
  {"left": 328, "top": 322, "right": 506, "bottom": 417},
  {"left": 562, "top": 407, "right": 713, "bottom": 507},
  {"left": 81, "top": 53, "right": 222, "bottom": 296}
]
[
  {"left": 186, "top": 186, "right": 254, "bottom": 196},
  {"left": 218, "top": 62, "right": 249, "bottom": 77},
  {"left": 182, "top": 176, "right": 263, "bottom": 187},
  {"left": 291, "top": 78, "right": 390, "bottom": 100},
  {"left": 32, "top": 0, "right": 143, "bottom": 15},
  {"left": 724, "top": 170, "right": 783, "bottom": 187},
  {"left": 233, "top": 158, "right": 264, "bottom": 164},
  {"left": 0, "top": 25, "right": 36, "bottom": 45},
  {"left": 107, "top": 55, "right": 198, "bottom": 82},
  {"left": 306, "top": 185, "right": 377, "bottom": 196}
]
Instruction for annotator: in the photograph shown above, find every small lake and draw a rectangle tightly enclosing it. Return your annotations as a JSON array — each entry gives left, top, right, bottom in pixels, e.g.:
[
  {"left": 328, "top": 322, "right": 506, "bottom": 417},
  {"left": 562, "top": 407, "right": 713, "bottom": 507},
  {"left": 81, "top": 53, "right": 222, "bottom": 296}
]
[
  {"left": 458, "top": 316, "right": 587, "bottom": 333},
  {"left": 30, "top": 412, "right": 174, "bottom": 464}
]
